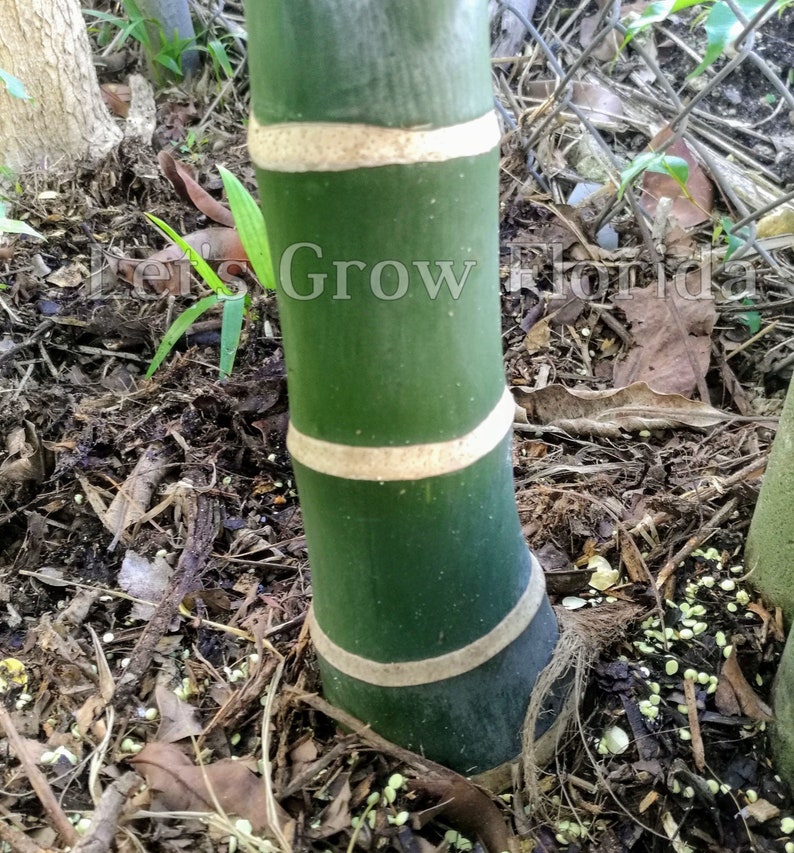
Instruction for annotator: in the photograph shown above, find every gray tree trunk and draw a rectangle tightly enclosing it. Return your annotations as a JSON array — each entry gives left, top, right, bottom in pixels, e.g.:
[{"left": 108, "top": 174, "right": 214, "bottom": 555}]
[
  {"left": 0, "top": 0, "right": 121, "bottom": 172},
  {"left": 136, "top": 0, "right": 200, "bottom": 79}
]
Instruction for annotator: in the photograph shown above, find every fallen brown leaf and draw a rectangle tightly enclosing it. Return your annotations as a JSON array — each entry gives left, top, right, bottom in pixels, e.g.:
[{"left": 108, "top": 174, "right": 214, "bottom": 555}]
[
  {"left": 720, "top": 652, "right": 773, "bottom": 721},
  {"left": 514, "top": 381, "right": 727, "bottom": 436},
  {"left": 612, "top": 276, "right": 715, "bottom": 397},
  {"left": 129, "top": 742, "right": 291, "bottom": 834},
  {"left": 158, "top": 151, "right": 235, "bottom": 227}
]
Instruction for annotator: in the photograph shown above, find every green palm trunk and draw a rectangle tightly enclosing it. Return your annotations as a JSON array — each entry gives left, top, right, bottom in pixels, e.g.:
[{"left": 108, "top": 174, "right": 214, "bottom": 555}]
[{"left": 246, "top": 0, "right": 558, "bottom": 773}]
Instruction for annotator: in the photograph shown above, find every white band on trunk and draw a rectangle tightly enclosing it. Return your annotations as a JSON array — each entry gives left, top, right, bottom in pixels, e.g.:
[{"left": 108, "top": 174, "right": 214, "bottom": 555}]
[
  {"left": 287, "top": 386, "right": 514, "bottom": 482},
  {"left": 308, "top": 558, "right": 547, "bottom": 688},
  {"left": 248, "top": 112, "right": 500, "bottom": 172}
]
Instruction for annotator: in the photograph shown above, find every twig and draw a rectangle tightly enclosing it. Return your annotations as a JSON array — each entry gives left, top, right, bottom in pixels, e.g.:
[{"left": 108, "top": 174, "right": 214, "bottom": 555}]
[
  {"left": 0, "top": 320, "right": 54, "bottom": 367},
  {"left": 0, "top": 807, "right": 49, "bottom": 853},
  {"left": 71, "top": 772, "right": 141, "bottom": 853},
  {"left": 114, "top": 469, "right": 218, "bottom": 707},
  {"left": 0, "top": 703, "right": 78, "bottom": 846},
  {"left": 683, "top": 676, "right": 706, "bottom": 772},
  {"left": 655, "top": 498, "right": 739, "bottom": 593}
]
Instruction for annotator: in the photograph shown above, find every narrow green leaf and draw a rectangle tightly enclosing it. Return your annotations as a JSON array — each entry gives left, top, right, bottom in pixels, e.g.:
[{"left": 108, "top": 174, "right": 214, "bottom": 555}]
[
  {"left": 218, "top": 166, "right": 276, "bottom": 290},
  {"left": 0, "top": 69, "right": 31, "bottom": 101},
  {"left": 206, "top": 38, "right": 233, "bottom": 78},
  {"left": 721, "top": 216, "right": 752, "bottom": 262},
  {"left": 146, "top": 293, "right": 219, "bottom": 377},
  {"left": 218, "top": 290, "right": 247, "bottom": 377},
  {"left": 145, "top": 213, "right": 232, "bottom": 296},
  {"left": 0, "top": 217, "right": 45, "bottom": 239},
  {"left": 155, "top": 53, "right": 183, "bottom": 76}
]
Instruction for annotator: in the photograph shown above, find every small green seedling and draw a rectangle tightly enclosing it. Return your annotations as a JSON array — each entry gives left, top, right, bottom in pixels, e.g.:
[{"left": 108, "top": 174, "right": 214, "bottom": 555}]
[
  {"left": 618, "top": 151, "right": 690, "bottom": 200},
  {"left": 145, "top": 170, "right": 274, "bottom": 379},
  {"left": 84, "top": 1, "right": 236, "bottom": 84},
  {"left": 622, "top": 0, "right": 791, "bottom": 77},
  {"left": 716, "top": 216, "right": 752, "bottom": 262}
]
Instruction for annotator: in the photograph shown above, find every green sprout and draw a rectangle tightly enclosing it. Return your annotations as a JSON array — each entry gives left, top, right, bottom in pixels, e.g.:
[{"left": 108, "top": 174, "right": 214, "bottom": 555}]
[{"left": 145, "top": 169, "right": 274, "bottom": 379}]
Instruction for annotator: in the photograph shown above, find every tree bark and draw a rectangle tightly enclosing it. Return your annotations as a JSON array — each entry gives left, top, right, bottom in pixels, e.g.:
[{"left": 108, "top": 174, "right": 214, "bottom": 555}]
[
  {"left": 0, "top": 0, "right": 122, "bottom": 172},
  {"left": 246, "top": 0, "right": 558, "bottom": 773}
]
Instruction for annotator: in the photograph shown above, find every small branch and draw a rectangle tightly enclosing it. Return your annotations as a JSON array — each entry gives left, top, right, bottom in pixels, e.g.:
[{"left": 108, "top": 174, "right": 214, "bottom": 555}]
[
  {"left": 71, "top": 772, "right": 141, "bottom": 853},
  {"left": 0, "top": 704, "right": 78, "bottom": 846}
]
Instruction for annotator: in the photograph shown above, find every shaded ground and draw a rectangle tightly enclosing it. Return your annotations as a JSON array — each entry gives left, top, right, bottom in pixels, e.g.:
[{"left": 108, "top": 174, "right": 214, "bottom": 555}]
[{"left": 1, "top": 1, "right": 794, "bottom": 852}]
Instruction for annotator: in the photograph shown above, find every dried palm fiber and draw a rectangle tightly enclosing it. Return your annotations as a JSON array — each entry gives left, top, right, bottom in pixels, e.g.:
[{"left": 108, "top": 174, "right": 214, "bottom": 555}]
[{"left": 522, "top": 603, "right": 643, "bottom": 816}]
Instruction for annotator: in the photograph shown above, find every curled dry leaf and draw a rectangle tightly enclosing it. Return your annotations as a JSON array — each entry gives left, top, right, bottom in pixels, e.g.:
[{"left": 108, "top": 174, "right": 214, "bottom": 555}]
[
  {"left": 110, "top": 228, "right": 249, "bottom": 295},
  {"left": 524, "top": 80, "right": 625, "bottom": 127},
  {"left": 719, "top": 652, "right": 773, "bottom": 722},
  {"left": 101, "top": 443, "right": 167, "bottom": 544},
  {"left": 158, "top": 151, "right": 235, "bottom": 227},
  {"left": 513, "top": 381, "right": 727, "bottom": 437},
  {"left": 0, "top": 421, "right": 48, "bottom": 484},
  {"left": 129, "top": 742, "right": 291, "bottom": 834}
]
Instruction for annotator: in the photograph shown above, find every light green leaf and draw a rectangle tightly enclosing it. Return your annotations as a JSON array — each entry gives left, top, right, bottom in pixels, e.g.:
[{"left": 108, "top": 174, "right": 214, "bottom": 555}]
[
  {"left": 721, "top": 216, "right": 752, "bottom": 262},
  {"left": 618, "top": 152, "right": 689, "bottom": 199},
  {"left": 0, "top": 217, "right": 44, "bottom": 239},
  {"left": 690, "top": 0, "right": 769, "bottom": 77},
  {"left": 146, "top": 293, "right": 219, "bottom": 378},
  {"left": 0, "top": 69, "right": 31, "bottom": 101},
  {"left": 219, "top": 290, "right": 246, "bottom": 377},
  {"left": 622, "top": 0, "right": 704, "bottom": 45},
  {"left": 145, "top": 213, "right": 232, "bottom": 296},
  {"left": 218, "top": 166, "right": 275, "bottom": 290},
  {"left": 206, "top": 38, "right": 233, "bottom": 78}
]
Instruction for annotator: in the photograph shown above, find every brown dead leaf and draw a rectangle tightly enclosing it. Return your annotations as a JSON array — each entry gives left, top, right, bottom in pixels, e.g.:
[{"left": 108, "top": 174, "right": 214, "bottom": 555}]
[
  {"left": 720, "top": 653, "right": 773, "bottom": 721},
  {"left": 580, "top": 14, "right": 622, "bottom": 62},
  {"left": 102, "top": 443, "right": 167, "bottom": 545},
  {"left": 153, "top": 684, "right": 204, "bottom": 742},
  {"left": 129, "top": 742, "right": 291, "bottom": 834},
  {"left": 100, "top": 82, "right": 131, "bottom": 118},
  {"left": 524, "top": 80, "right": 625, "bottom": 126},
  {"left": 640, "top": 129, "right": 714, "bottom": 228},
  {"left": 158, "top": 151, "right": 235, "bottom": 227},
  {"left": 524, "top": 316, "right": 551, "bottom": 353},
  {"left": 0, "top": 421, "right": 48, "bottom": 484},
  {"left": 410, "top": 776, "right": 514, "bottom": 853},
  {"left": 618, "top": 530, "right": 647, "bottom": 583},
  {"left": 513, "top": 382, "right": 727, "bottom": 437},
  {"left": 307, "top": 772, "right": 352, "bottom": 839},
  {"left": 612, "top": 275, "right": 715, "bottom": 397}
]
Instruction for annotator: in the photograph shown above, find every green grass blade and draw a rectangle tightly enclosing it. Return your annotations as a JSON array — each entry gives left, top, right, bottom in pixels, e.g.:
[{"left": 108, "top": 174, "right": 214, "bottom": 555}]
[
  {"left": 218, "top": 166, "right": 276, "bottom": 290},
  {"left": 146, "top": 293, "right": 219, "bottom": 377},
  {"left": 0, "top": 217, "right": 44, "bottom": 239},
  {"left": 145, "top": 212, "right": 232, "bottom": 296},
  {"left": 218, "top": 290, "right": 247, "bottom": 377}
]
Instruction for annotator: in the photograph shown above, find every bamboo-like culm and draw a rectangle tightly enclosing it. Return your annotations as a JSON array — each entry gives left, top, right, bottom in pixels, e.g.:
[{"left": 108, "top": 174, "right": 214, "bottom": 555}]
[{"left": 246, "top": 0, "right": 559, "bottom": 772}]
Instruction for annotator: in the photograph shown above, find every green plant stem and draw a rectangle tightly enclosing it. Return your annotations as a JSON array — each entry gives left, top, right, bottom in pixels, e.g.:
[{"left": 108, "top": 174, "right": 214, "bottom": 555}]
[{"left": 245, "top": 0, "right": 558, "bottom": 773}]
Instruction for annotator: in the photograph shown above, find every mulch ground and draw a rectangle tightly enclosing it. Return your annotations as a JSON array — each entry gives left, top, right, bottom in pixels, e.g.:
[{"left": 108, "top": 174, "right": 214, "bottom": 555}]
[{"left": 1, "top": 2, "right": 794, "bottom": 852}]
